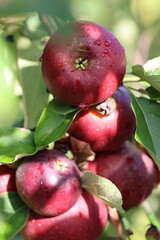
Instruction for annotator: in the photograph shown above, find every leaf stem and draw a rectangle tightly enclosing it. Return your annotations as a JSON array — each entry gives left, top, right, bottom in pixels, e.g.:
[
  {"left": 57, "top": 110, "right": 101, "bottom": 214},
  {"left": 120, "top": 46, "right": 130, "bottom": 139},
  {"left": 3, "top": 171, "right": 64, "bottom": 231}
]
[
  {"left": 124, "top": 79, "right": 144, "bottom": 84},
  {"left": 120, "top": 215, "right": 133, "bottom": 240},
  {"left": 126, "top": 86, "right": 143, "bottom": 93}
]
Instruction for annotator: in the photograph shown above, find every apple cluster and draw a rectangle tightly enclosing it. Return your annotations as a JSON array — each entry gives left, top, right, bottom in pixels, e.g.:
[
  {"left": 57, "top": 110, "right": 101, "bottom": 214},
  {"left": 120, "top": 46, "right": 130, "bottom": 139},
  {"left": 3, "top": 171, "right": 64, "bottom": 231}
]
[
  {"left": 0, "top": 151, "right": 108, "bottom": 240},
  {"left": 16, "top": 149, "right": 108, "bottom": 240},
  {"left": 41, "top": 20, "right": 159, "bottom": 210},
  {"left": 1, "top": 20, "right": 159, "bottom": 240}
]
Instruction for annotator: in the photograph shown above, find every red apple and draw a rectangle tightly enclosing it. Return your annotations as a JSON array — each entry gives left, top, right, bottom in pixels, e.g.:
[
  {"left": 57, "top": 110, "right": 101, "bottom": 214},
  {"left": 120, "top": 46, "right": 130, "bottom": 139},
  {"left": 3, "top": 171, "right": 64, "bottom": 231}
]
[
  {"left": 16, "top": 149, "right": 82, "bottom": 216},
  {"left": 0, "top": 164, "right": 17, "bottom": 193},
  {"left": 87, "top": 141, "right": 160, "bottom": 210},
  {"left": 41, "top": 20, "right": 126, "bottom": 107},
  {"left": 21, "top": 190, "right": 108, "bottom": 240},
  {"left": 68, "top": 86, "right": 136, "bottom": 151}
]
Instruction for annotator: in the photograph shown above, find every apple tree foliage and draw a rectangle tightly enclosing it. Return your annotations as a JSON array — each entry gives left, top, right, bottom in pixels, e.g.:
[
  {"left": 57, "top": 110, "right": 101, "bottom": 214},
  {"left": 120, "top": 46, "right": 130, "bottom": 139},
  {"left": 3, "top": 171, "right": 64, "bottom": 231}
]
[{"left": 0, "top": 1, "right": 160, "bottom": 239}]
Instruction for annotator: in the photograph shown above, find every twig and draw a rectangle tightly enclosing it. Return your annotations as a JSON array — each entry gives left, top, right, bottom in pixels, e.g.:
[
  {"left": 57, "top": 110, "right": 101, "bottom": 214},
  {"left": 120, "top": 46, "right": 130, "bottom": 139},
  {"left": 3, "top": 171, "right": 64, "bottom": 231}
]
[
  {"left": 108, "top": 207, "right": 125, "bottom": 239},
  {"left": 142, "top": 201, "right": 160, "bottom": 230},
  {"left": 39, "top": 14, "right": 55, "bottom": 36}
]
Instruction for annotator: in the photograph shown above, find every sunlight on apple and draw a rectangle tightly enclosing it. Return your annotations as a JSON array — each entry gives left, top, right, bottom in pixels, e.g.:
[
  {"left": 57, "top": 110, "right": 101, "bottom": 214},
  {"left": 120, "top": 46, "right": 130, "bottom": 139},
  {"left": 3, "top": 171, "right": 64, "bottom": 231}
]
[{"left": 83, "top": 24, "right": 102, "bottom": 40}]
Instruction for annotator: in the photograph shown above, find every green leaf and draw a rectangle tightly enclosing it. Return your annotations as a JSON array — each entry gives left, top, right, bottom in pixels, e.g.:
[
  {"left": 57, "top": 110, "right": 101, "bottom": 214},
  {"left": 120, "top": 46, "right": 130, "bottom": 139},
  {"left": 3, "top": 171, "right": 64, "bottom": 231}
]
[
  {"left": 0, "top": 128, "right": 36, "bottom": 163},
  {"left": 22, "top": 13, "right": 49, "bottom": 40},
  {"left": 131, "top": 94, "right": 160, "bottom": 168},
  {"left": 82, "top": 170, "right": 124, "bottom": 212},
  {"left": 34, "top": 99, "right": 79, "bottom": 148},
  {"left": 143, "top": 57, "right": 160, "bottom": 76},
  {"left": 0, "top": 34, "right": 23, "bottom": 128},
  {"left": 0, "top": 192, "right": 29, "bottom": 240},
  {"left": 131, "top": 63, "right": 160, "bottom": 92},
  {"left": 145, "top": 86, "right": 160, "bottom": 101},
  {"left": 17, "top": 37, "right": 49, "bottom": 129},
  {"left": 19, "top": 65, "right": 49, "bottom": 129}
]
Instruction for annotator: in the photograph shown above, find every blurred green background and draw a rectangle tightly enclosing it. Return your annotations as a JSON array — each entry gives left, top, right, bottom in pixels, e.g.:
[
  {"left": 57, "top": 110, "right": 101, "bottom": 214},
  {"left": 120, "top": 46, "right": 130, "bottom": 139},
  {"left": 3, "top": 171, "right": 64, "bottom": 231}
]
[{"left": 0, "top": 0, "right": 160, "bottom": 239}]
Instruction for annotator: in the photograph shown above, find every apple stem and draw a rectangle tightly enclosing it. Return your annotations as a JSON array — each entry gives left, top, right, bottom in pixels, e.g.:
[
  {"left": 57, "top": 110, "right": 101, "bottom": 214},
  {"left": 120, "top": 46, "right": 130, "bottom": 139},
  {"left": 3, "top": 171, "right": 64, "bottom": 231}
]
[
  {"left": 94, "top": 97, "right": 117, "bottom": 116},
  {"left": 74, "top": 57, "right": 88, "bottom": 70}
]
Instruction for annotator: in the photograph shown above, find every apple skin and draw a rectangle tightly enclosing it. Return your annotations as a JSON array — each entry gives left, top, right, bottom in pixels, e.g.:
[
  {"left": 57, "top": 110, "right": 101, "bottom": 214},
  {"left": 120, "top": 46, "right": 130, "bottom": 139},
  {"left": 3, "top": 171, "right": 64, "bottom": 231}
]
[
  {"left": 0, "top": 164, "right": 17, "bottom": 193},
  {"left": 87, "top": 141, "right": 160, "bottom": 210},
  {"left": 41, "top": 20, "right": 126, "bottom": 107},
  {"left": 16, "top": 149, "right": 82, "bottom": 216},
  {"left": 68, "top": 86, "right": 136, "bottom": 151},
  {"left": 21, "top": 190, "right": 108, "bottom": 240}
]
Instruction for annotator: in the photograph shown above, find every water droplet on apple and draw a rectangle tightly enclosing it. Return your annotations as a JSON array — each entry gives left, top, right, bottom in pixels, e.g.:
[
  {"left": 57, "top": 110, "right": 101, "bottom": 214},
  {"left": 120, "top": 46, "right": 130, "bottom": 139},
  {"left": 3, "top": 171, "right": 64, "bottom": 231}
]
[
  {"left": 104, "top": 40, "right": 111, "bottom": 47},
  {"left": 79, "top": 212, "right": 83, "bottom": 218},
  {"left": 102, "top": 49, "right": 109, "bottom": 56},
  {"left": 92, "top": 25, "right": 97, "bottom": 32},
  {"left": 82, "top": 107, "right": 89, "bottom": 111},
  {"left": 93, "top": 39, "right": 101, "bottom": 46}
]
